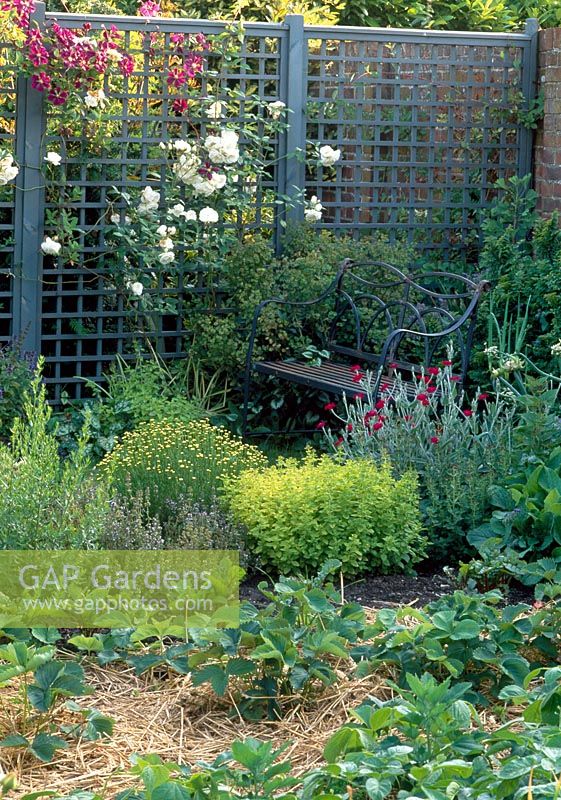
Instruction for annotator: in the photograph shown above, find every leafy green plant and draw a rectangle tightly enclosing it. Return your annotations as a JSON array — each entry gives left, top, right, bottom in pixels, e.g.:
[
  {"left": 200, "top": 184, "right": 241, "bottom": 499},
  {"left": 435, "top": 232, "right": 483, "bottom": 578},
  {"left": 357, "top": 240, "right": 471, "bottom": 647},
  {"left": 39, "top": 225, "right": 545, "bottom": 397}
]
[
  {"left": 469, "top": 446, "right": 561, "bottom": 558},
  {"left": 324, "top": 361, "right": 514, "bottom": 560},
  {"left": 0, "top": 364, "right": 110, "bottom": 549},
  {"left": 163, "top": 497, "right": 248, "bottom": 564},
  {"left": 98, "top": 490, "right": 165, "bottom": 550},
  {"left": 98, "top": 417, "right": 266, "bottom": 517},
  {"left": 224, "top": 450, "right": 425, "bottom": 576},
  {"left": 122, "top": 561, "right": 366, "bottom": 720},
  {"left": 0, "top": 641, "right": 113, "bottom": 763},
  {"left": 0, "top": 335, "right": 36, "bottom": 443},
  {"left": 353, "top": 590, "right": 547, "bottom": 702}
]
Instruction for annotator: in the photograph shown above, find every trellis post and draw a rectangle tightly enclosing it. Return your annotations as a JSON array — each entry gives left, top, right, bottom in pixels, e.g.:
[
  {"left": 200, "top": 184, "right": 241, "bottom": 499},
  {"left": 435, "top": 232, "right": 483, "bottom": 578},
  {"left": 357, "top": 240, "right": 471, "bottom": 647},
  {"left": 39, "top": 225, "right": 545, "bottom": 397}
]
[
  {"left": 278, "top": 13, "right": 307, "bottom": 247},
  {"left": 13, "top": 1, "right": 46, "bottom": 355}
]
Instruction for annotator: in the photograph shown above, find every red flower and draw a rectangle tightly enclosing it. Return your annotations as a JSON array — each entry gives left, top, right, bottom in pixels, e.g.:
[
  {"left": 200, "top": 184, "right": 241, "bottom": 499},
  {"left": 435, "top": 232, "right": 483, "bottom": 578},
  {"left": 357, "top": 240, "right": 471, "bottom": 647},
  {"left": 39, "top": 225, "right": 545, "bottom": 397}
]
[
  {"left": 422, "top": 375, "right": 432, "bottom": 384},
  {"left": 416, "top": 393, "right": 428, "bottom": 402},
  {"left": 427, "top": 385, "right": 437, "bottom": 394},
  {"left": 375, "top": 399, "right": 385, "bottom": 410},
  {"left": 421, "top": 399, "right": 430, "bottom": 407},
  {"left": 315, "top": 421, "right": 326, "bottom": 430},
  {"left": 350, "top": 364, "right": 362, "bottom": 373},
  {"left": 478, "top": 393, "right": 489, "bottom": 401},
  {"left": 463, "top": 409, "right": 473, "bottom": 417},
  {"left": 441, "top": 359, "right": 452, "bottom": 366},
  {"left": 451, "top": 375, "right": 461, "bottom": 382},
  {"left": 334, "top": 436, "right": 344, "bottom": 447},
  {"left": 346, "top": 423, "right": 353, "bottom": 432},
  {"left": 428, "top": 367, "right": 439, "bottom": 376},
  {"left": 324, "top": 402, "right": 337, "bottom": 411},
  {"left": 380, "top": 383, "right": 390, "bottom": 392},
  {"left": 364, "top": 410, "right": 377, "bottom": 422},
  {"left": 372, "top": 421, "right": 384, "bottom": 431},
  {"left": 352, "top": 373, "right": 364, "bottom": 383},
  {"left": 430, "top": 436, "right": 439, "bottom": 444},
  {"left": 354, "top": 392, "right": 365, "bottom": 400}
]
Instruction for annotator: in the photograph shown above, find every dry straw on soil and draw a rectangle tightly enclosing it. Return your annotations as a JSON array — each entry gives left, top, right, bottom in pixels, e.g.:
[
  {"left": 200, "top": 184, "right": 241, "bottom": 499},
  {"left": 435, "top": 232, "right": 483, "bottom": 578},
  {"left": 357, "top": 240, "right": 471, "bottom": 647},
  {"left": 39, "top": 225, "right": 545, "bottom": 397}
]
[{"left": 0, "top": 657, "right": 392, "bottom": 799}]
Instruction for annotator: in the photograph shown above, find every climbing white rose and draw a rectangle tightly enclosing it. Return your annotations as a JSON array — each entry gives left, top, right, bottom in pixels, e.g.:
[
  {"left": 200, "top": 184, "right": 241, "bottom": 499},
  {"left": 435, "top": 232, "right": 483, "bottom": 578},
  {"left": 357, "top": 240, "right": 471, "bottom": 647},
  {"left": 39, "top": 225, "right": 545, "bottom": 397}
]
[
  {"left": 0, "top": 154, "right": 18, "bottom": 185},
  {"left": 173, "top": 148, "right": 201, "bottom": 184},
  {"left": 207, "top": 101, "right": 223, "bottom": 119},
  {"left": 138, "top": 186, "right": 160, "bottom": 215},
  {"left": 319, "top": 144, "right": 341, "bottom": 167},
  {"left": 41, "top": 236, "right": 62, "bottom": 256},
  {"left": 128, "top": 281, "right": 144, "bottom": 296},
  {"left": 304, "top": 195, "right": 323, "bottom": 223},
  {"left": 158, "top": 250, "right": 175, "bottom": 265},
  {"left": 45, "top": 151, "right": 62, "bottom": 166},
  {"left": 205, "top": 129, "right": 239, "bottom": 164},
  {"left": 198, "top": 207, "right": 219, "bottom": 224},
  {"left": 267, "top": 100, "right": 286, "bottom": 120}
]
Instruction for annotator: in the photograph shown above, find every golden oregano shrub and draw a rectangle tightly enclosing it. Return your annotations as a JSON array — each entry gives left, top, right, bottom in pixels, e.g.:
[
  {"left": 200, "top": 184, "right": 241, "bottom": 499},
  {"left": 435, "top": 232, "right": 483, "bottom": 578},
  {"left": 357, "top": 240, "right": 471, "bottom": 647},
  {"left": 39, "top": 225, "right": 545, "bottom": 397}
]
[{"left": 224, "top": 451, "right": 426, "bottom": 577}]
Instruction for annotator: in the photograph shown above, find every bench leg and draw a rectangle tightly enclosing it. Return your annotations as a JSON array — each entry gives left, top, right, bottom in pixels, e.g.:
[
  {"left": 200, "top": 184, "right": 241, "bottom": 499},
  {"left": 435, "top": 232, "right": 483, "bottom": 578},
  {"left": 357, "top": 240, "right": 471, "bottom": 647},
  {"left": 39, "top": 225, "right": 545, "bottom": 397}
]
[{"left": 241, "top": 365, "right": 252, "bottom": 438}]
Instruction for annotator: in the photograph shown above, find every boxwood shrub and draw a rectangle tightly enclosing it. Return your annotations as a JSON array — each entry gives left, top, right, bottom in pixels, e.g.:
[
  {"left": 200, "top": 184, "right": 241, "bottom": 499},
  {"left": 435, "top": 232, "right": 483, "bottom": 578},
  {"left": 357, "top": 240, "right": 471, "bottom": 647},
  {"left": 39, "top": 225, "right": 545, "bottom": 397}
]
[{"left": 224, "top": 452, "right": 425, "bottom": 576}]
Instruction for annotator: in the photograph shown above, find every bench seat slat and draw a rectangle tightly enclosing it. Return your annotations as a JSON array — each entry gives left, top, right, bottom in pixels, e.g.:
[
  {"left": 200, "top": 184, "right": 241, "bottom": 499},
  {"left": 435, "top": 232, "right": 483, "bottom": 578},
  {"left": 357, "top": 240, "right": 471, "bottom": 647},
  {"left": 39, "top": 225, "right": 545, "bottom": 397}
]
[{"left": 254, "top": 359, "right": 418, "bottom": 398}]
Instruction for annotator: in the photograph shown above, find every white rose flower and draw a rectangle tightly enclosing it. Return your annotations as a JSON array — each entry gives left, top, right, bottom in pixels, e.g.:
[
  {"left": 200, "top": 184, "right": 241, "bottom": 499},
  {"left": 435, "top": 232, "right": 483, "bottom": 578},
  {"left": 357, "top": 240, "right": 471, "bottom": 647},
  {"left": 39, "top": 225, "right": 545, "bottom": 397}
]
[
  {"left": 127, "top": 281, "right": 144, "bottom": 296},
  {"left": 84, "top": 88, "right": 107, "bottom": 109},
  {"left": 267, "top": 100, "right": 286, "bottom": 120},
  {"left": 199, "top": 207, "right": 219, "bottom": 224},
  {"left": 41, "top": 236, "right": 62, "bottom": 256},
  {"left": 304, "top": 195, "right": 323, "bottom": 223},
  {"left": 173, "top": 149, "right": 201, "bottom": 185},
  {"left": 551, "top": 340, "right": 561, "bottom": 357},
  {"left": 159, "top": 237, "right": 174, "bottom": 251},
  {"left": 173, "top": 139, "right": 191, "bottom": 153},
  {"left": 159, "top": 141, "right": 173, "bottom": 151},
  {"left": 156, "top": 224, "right": 168, "bottom": 236},
  {"left": 208, "top": 101, "right": 223, "bottom": 119},
  {"left": 319, "top": 144, "right": 341, "bottom": 167},
  {"left": 169, "top": 202, "right": 188, "bottom": 219},
  {"left": 110, "top": 213, "right": 131, "bottom": 224},
  {"left": 192, "top": 172, "right": 227, "bottom": 197},
  {"left": 158, "top": 250, "right": 176, "bottom": 265},
  {"left": 205, "top": 129, "right": 239, "bottom": 164},
  {"left": 138, "top": 186, "right": 160, "bottom": 215},
  {"left": 45, "top": 151, "right": 62, "bottom": 166},
  {"left": 0, "top": 154, "right": 19, "bottom": 185},
  {"left": 185, "top": 209, "right": 197, "bottom": 221}
]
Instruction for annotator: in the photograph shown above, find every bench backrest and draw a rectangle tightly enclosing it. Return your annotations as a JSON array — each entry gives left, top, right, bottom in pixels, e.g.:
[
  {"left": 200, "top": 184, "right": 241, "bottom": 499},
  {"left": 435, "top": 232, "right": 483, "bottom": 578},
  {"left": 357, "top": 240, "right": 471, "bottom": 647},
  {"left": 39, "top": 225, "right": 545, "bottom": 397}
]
[{"left": 326, "top": 260, "right": 488, "bottom": 378}]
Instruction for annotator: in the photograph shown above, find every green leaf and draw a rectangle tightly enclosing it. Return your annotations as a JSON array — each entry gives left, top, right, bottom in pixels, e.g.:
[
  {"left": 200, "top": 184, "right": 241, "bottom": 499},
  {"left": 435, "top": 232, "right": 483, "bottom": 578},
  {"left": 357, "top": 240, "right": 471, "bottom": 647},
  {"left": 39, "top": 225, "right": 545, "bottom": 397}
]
[
  {"left": 192, "top": 664, "right": 228, "bottom": 696},
  {"left": 30, "top": 733, "right": 68, "bottom": 763},
  {"left": 151, "top": 783, "right": 191, "bottom": 800},
  {"left": 0, "top": 734, "right": 29, "bottom": 748}
]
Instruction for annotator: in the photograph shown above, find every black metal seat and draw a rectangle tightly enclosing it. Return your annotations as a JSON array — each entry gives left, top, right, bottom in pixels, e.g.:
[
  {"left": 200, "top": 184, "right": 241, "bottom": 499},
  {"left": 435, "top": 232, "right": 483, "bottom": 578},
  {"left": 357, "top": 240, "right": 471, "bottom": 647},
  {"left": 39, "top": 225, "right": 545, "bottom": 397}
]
[{"left": 242, "top": 259, "right": 490, "bottom": 433}]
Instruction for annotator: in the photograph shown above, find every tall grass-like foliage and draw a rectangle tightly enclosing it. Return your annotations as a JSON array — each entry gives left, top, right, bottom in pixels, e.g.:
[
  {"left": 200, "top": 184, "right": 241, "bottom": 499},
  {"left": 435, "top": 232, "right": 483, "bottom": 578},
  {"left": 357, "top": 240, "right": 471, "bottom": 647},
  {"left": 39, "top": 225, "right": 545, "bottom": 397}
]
[
  {"left": 323, "top": 363, "right": 514, "bottom": 559},
  {"left": 0, "top": 364, "right": 109, "bottom": 549},
  {"left": 225, "top": 451, "right": 425, "bottom": 576},
  {"left": 98, "top": 418, "right": 267, "bottom": 517}
]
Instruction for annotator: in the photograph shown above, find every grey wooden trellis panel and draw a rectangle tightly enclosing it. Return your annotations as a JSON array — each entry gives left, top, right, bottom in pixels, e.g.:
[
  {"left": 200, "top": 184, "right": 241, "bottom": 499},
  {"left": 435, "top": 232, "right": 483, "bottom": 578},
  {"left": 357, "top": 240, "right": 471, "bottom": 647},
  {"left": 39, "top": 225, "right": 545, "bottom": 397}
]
[{"left": 0, "top": 8, "right": 538, "bottom": 400}]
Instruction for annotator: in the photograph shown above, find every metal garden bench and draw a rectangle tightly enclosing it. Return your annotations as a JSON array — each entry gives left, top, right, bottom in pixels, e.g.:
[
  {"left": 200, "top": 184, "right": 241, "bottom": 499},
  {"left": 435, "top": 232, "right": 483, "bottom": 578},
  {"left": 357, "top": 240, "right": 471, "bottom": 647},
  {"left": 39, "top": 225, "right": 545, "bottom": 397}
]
[{"left": 242, "top": 259, "right": 490, "bottom": 433}]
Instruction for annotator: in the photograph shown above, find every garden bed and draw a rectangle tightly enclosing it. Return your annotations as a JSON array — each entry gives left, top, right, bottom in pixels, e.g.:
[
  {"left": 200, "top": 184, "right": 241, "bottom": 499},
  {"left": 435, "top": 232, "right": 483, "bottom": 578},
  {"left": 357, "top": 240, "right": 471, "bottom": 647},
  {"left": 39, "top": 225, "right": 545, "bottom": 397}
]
[{"left": 1, "top": 639, "right": 389, "bottom": 798}]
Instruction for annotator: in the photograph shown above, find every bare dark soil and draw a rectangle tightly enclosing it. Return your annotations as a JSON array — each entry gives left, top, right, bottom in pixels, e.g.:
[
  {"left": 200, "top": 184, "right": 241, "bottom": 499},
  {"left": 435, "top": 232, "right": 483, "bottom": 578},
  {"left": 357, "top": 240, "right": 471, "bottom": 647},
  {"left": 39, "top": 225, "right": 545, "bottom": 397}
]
[{"left": 240, "top": 568, "right": 533, "bottom": 608}]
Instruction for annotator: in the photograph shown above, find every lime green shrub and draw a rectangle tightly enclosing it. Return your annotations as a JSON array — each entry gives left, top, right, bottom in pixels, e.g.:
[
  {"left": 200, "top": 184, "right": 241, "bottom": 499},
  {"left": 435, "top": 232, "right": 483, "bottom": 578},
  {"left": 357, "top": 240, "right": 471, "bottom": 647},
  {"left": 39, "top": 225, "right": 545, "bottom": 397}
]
[
  {"left": 224, "top": 452, "right": 425, "bottom": 576},
  {"left": 98, "top": 418, "right": 267, "bottom": 517}
]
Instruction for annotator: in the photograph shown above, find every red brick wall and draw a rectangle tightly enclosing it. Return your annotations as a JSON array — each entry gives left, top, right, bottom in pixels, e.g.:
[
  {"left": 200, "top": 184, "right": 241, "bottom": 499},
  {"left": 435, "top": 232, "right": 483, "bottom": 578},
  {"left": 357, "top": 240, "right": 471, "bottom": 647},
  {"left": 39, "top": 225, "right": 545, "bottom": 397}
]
[{"left": 535, "top": 28, "right": 561, "bottom": 213}]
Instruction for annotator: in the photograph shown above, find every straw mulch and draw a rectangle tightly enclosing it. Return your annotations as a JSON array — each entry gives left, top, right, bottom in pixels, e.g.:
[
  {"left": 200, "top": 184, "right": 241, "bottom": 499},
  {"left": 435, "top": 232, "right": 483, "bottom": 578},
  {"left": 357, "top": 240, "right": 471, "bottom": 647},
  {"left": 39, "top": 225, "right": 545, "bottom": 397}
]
[{"left": 1, "top": 654, "right": 392, "bottom": 798}]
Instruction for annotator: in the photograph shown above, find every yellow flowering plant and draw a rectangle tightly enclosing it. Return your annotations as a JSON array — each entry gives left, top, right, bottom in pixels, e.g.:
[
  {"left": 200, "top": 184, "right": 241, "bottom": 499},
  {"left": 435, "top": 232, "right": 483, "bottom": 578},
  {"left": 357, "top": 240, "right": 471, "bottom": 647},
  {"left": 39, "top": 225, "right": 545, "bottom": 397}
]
[{"left": 98, "top": 417, "right": 266, "bottom": 516}]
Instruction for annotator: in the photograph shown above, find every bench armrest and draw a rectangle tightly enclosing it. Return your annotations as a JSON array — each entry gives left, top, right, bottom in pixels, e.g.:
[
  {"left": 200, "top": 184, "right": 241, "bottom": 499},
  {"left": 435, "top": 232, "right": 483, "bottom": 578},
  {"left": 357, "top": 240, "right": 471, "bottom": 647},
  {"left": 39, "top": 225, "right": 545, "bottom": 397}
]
[
  {"left": 376, "top": 279, "right": 490, "bottom": 373},
  {"left": 244, "top": 258, "right": 353, "bottom": 371}
]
